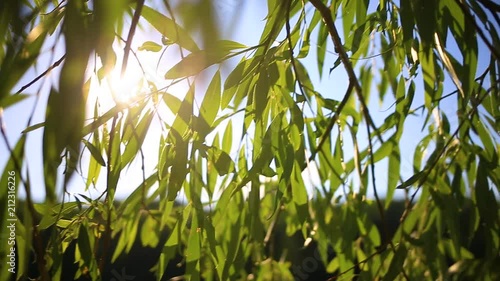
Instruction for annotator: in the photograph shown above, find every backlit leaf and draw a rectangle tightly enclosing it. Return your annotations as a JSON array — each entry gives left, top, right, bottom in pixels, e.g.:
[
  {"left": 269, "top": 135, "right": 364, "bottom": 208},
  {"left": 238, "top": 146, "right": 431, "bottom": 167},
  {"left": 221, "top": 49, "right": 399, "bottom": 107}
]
[
  {"left": 141, "top": 5, "right": 198, "bottom": 52},
  {"left": 138, "top": 41, "right": 162, "bottom": 52}
]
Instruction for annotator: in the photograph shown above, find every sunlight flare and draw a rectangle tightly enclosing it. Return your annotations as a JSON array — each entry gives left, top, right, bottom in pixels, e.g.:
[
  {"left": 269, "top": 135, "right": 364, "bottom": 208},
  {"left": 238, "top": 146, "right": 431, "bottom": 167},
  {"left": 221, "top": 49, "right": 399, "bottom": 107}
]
[{"left": 88, "top": 60, "right": 149, "bottom": 111}]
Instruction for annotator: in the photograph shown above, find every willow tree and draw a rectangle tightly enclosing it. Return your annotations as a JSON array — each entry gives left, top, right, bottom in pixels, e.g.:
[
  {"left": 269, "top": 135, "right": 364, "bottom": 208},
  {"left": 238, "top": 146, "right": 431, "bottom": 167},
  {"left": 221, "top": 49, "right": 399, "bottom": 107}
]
[{"left": 1, "top": 0, "right": 499, "bottom": 280}]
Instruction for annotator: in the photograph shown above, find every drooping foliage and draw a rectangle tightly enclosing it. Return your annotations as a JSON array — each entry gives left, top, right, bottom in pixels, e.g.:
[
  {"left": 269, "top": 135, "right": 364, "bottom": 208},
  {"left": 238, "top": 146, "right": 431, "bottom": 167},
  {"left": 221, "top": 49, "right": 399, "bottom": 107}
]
[{"left": 0, "top": 0, "right": 499, "bottom": 280}]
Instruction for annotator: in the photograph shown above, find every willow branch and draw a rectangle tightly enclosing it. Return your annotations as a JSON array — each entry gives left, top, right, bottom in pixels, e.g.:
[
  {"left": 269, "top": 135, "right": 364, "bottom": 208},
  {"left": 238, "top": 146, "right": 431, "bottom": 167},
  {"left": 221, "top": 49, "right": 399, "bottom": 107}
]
[
  {"left": 310, "top": 82, "right": 353, "bottom": 161},
  {"left": 15, "top": 55, "right": 66, "bottom": 94},
  {"left": 121, "top": 0, "right": 145, "bottom": 76},
  {"left": 308, "top": 0, "right": 381, "bottom": 143},
  {"left": 307, "top": 2, "right": 407, "bottom": 278},
  {"left": 308, "top": 0, "right": 386, "bottom": 206},
  {"left": 326, "top": 246, "right": 388, "bottom": 281}
]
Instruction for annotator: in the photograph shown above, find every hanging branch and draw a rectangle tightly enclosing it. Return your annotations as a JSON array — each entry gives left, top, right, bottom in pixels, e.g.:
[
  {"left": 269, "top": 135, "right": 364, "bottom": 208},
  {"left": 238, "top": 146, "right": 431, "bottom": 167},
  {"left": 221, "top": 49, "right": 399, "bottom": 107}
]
[
  {"left": 121, "top": 0, "right": 145, "bottom": 77},
  {"left": 307, "top": 0, "right": 387, "bottom": 227},
  {"left": 307, "top": 1, "right": 411, "bottom": 278},
  {"left": 311, "top": 82, "right": 353, "bottom": 161},
  {"left": 15, "top": 55, "right": 66, "bottom": 94},
  {"left": 308, "top": 0, "right": 381, "bottom": 142}
]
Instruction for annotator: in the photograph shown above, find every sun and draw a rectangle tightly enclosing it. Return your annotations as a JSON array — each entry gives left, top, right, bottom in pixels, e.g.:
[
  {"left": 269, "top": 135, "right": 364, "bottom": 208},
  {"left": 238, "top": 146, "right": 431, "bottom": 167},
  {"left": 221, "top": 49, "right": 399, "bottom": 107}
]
[
  {"left": 109, "top": 66, "right": 148, "bottom": 104},
  {"left": 88, "top": 60, "right": 149, "bottom": 111}
]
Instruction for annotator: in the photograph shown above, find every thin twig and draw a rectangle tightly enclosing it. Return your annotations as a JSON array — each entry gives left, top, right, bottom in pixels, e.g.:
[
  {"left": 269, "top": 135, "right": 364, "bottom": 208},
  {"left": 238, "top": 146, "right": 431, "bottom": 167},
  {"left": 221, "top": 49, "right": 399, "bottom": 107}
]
[
  {"left": 311, "top": 82, "right": 353, "bottom": 161},
  {"left": 121, "top": 0, "right": 145, "bottom": 77},
  {"left": 15, "top": 55, "right": 66, "bottom": 94},
  {"left": 116, "top": 34, "right": 147, "bottom": 75},
  {"left": 163, "top": 0, "right": 186, "bottom": 59},
  {"left": 326, "top": 246, "right": 388, "bottom": 281}
]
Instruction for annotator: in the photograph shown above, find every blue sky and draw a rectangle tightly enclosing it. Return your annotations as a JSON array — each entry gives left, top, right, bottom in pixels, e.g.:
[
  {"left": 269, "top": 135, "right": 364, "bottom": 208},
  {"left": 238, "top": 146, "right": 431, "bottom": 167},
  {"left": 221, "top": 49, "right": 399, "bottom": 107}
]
[{"left": 1, "top": 0, "right": 496, "bottom": 202}]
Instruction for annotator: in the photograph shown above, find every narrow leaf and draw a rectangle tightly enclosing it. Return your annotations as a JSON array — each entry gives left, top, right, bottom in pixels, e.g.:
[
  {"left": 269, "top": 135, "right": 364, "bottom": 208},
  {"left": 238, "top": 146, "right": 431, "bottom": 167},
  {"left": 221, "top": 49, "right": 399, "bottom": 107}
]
[
  {"left": 138, "top": 41, "right": 162, "bottom": 52},
  {"left": 141, "top": 5, "right": 198, "bottom": 52}
]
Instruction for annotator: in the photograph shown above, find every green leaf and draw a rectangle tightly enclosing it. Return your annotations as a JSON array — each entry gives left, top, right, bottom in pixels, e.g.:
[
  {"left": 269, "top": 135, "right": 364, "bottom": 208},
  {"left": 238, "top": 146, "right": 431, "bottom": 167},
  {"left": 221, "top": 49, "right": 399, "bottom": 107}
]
[
  {"left": 165, "top": 48, "right": 229, "bottom": 79},
  {"left": 372, "top": 141, "right": 393, "bottom": 163},
  {"left": 171, "top": 86, "right": 194, "bottom": 137},
  {"left": 224, "top": 55, "right": 262, "bottom": 90},
  {"left": 163, "top": 92, "right": 182, "bottom": 114},
  {"left": 85, "top": 146, "right": 102, "bottom": 189},
  {"left": 158, "top": 221, "right": 180, "bottom": 280},
  {"left": 213, "top": 40, "right": 247, "bottom": 51},
  {"left": 298, "top": 28, "right": 310, "bottom": 58},
  {"left": 472, "top": 115, "right": 496, "bottom": 163},
  {"left": 38, "top": 213, "right": 57, "bottom": 230},
  {"left": 386, "top": 144, "right": 400, "bottom": 209},
  {"left": 186, "top": 215, "right": 201, "bottom": 262},
  {"left": 167, "top": 130, "right": 189, "bottom": 201},
  {"left": 0, "top": 94, "right": 31, "bottom": 108},
  {"left": 107, "top": 117, "right": 123, "bottom": 197},
  {"left": 434, "top": 33, "right": 464, "bottom": 99},
  {"left": 400, "top": 0, "right": 414, "bottom": 45},
  {"left": 141, "top": 5, "right": 199, "bottom": 52},
  {"left": 316, "top": 21, "right": 328, "bottom": 78},
  {"left": 253, "top": 71, "right": 269, "bottom": 120},
  {"left": 475, "top": 158, "right": 499, "bottom": 228},
  {"left": 396, "top": 170, "right": 425, "bottom": 189},
  {"left": 222, "top": 120, "right": 233, "bottom": 153},
  {"left": 355, "top": 0, "right": 368, "bottom": 25},
  {"left": 291, "top": 161, "right": 307, "bottom": 206},
  {"left": 224, "top": 58, "right": 247, "bottom": 90},
  {"left": 199, "top": 71, "right": 221, "bottom": 127},
  {"left": 77, "top": 223, "right": 93, "bottom": 267},
  {"left": 221, "top": 213, "right": 243, "bottom": 280},
  {"left": 207, "top": 147, "right": 235, "bottom": 176},
  {"left": 82, "top": 139, "right": 106, "bottom": 166},
  {"left": 382, "top": 244, "right": 407, "bottom": 281},
  {"left": 141, "top": 215, "right": 160, "bottom": 248},
  {"left": 21, "top": 122, "right": 45, "bottom": 134},
  {"left": 138, "top": 41, "right": 162, "bottom": 52},
  {"left": 430, "top": 188, "right": 462, "bottom": 259},
  {"left": 342, "top": 0, "right": 356, "bottom": 42},
  {"left": 0, "top": 136, "right": 25, "bottom": 200},
  {"left": 82, "top": 103, "right": 125, "bottom": 136},
  {"left": 420, "top": 47, "right": 436, "bottom": 110},
  {"left": 15, "top": 214, "right": 31, "bottom": 279},
  {"left": 121, "top": 109, "right": 154, "bottom": 166}
]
